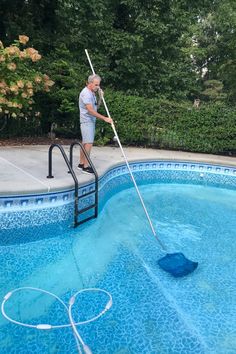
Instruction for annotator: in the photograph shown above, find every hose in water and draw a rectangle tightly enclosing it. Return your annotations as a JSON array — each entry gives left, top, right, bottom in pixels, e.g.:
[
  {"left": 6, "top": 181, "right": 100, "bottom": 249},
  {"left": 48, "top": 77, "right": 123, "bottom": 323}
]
[{"left": 1, "top": 286, "right": 112, "bottom": 354}]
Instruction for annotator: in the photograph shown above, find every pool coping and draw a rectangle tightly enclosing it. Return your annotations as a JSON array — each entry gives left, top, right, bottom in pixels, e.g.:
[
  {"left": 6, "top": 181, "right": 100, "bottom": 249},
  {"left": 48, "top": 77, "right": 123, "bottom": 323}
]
[
  {"left": 0, "top": 158, "right": 235, "bottom": 212},
  {"left": 0, "top": 145, "right": 235, "bottom": 197}
]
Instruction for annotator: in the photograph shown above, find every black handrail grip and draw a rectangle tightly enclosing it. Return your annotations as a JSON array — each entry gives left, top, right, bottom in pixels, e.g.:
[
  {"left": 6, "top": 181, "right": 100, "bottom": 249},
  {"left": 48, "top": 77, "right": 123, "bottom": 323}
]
[
  {"left": 69, "top": 142, "right": 98, "bottom": 178},
  {"left": 69, "top": 142, "right": 98, "bottom": 218},
  {"left": 47, "top": 143, "right": 79, "bottom": 227}
]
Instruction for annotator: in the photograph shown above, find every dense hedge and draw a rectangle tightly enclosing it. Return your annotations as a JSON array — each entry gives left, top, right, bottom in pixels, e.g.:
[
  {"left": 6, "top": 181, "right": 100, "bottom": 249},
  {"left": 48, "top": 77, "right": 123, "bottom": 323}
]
[
  {"left": 96, "top": 90, "right": 236, "bottom": 154},
  {"left": 1, "top": 88, "right": 235, "bottom": 155}
]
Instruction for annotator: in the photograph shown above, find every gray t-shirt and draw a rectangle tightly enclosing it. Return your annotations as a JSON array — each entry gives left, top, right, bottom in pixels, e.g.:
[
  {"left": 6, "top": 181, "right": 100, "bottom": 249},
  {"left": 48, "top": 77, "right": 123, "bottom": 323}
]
[{"left": 79, "top": 87, "right": 97, "bottom": 124}]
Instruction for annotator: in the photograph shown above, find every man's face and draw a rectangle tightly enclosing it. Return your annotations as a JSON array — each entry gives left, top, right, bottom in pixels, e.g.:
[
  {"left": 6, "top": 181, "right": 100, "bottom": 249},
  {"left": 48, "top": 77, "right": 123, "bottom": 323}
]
[{"left": 90, "top": 79, "right": 100, "bottom": 92}]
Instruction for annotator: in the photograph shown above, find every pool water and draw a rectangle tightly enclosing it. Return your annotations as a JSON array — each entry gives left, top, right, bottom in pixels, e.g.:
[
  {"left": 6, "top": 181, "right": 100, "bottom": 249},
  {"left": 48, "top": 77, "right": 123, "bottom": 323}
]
[{"left": 0, "top": 183, "right": 236, "bottom": 353}]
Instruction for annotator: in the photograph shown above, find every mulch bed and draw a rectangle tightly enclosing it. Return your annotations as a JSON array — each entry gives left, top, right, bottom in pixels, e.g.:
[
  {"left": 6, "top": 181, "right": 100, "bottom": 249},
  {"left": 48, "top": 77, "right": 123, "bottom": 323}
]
[
  {"left": 0, "top": 137, "right": 76, "bottom": 146},
  {"left": 0, "top": 137, "right": 235, "bottom": 157}
]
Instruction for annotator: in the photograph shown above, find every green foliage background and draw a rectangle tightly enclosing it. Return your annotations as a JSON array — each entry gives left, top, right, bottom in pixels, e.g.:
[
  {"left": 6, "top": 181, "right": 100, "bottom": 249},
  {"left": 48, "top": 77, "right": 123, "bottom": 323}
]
[
  {"left": 0, "top": 0, "right": 236, "bottom": 154},
  {"left": 97, "top": 90, "right": 235, "bottom": 154}
]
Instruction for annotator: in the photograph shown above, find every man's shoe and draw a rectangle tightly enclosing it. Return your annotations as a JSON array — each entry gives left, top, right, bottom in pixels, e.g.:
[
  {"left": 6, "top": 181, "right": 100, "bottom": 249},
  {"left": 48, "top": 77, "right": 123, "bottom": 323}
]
[
  {"left": 82, "top": 166, "right": 94, "bottom": 174},
  {"left": 77, "top": 164, "right": 84, "bottom": 170}
]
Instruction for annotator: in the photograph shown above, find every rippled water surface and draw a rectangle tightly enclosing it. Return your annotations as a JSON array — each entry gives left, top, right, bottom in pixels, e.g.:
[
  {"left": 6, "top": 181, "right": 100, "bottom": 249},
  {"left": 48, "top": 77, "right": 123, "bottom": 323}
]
[{"left": 0, "top": 183, "right": 236, "bottom": 354}]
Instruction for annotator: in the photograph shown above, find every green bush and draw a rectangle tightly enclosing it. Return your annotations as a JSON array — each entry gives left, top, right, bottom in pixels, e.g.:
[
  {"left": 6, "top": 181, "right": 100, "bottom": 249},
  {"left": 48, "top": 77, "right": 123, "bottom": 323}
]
[
  {"left": 98, "top": 90, "right": 236, "bottom": 154},
  {"left": 2, "top": 55, "right": 235, "bottom": 155}
]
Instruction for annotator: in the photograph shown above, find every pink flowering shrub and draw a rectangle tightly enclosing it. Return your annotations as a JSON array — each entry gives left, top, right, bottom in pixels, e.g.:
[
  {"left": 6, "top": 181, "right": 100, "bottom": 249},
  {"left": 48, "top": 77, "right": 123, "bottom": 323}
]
[{"left": 0, "top": 35, "right": 54, "bottom": 119}]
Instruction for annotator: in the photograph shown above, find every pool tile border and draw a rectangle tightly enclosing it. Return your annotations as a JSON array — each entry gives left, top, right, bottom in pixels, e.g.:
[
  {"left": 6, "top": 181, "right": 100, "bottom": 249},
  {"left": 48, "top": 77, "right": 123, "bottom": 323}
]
[{"left": 0, "top": 160, "right": 235, "bottom": 211}]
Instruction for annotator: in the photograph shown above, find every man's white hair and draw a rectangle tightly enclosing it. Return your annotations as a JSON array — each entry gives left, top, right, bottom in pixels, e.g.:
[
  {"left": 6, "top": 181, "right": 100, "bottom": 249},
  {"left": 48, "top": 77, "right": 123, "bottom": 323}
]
[{"left": 87, "top": 74, "right": 101, "bottom": 83}]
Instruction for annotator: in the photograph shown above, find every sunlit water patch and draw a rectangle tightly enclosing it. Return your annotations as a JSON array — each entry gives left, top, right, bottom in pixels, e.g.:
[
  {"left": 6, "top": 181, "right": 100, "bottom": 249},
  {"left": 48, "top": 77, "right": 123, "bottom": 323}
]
[{"left": 0, "top": 183, "right": 235, "bottom": 353}]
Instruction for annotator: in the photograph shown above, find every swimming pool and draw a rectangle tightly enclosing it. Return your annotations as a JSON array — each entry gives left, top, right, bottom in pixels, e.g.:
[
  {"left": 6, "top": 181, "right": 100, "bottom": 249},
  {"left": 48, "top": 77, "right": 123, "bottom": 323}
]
[{"left": 0, "top": 161, "right": 236, "bottom": 353}]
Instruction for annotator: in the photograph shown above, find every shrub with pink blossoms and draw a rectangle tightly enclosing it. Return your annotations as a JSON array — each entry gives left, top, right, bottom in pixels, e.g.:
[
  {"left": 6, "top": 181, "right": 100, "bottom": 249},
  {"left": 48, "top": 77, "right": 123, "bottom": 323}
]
[{"left": 0, "top": 35, "right": 54, "bottom": 119}]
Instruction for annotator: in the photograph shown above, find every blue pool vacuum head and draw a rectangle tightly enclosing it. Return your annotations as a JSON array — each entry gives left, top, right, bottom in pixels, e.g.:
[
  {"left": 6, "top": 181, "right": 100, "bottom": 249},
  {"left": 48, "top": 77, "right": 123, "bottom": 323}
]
[{"left": 158, "top": 252, "right": 198, "bottom": 277}]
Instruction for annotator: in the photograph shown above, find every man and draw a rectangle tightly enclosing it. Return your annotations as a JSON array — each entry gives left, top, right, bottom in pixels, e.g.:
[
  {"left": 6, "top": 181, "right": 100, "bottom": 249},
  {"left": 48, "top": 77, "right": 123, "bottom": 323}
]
[{"left": 78, "top": 74, "right": 113, "bottom": 174}]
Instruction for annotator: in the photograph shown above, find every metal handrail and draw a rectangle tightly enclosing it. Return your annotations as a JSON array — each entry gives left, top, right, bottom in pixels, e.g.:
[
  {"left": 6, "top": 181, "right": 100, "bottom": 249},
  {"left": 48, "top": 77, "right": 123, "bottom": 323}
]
[
  {"left": 47, "top": 143, "right": 79, "bottom": 227},
  {"left": 69, "top": 141, "right": 98, "bottom": 218}
]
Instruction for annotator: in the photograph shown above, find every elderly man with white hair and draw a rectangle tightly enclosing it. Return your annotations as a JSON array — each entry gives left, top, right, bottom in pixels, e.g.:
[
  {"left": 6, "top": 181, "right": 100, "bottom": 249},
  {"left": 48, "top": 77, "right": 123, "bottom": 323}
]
[{"left": 78, "top": 74, "right": 113, "bottom": 174}]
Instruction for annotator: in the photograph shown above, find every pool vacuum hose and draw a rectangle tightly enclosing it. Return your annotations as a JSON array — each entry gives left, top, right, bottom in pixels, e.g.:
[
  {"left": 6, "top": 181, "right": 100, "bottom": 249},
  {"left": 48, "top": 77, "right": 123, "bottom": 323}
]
[{"left": 1, "top": 286, "right": 112, "bottom": 354}]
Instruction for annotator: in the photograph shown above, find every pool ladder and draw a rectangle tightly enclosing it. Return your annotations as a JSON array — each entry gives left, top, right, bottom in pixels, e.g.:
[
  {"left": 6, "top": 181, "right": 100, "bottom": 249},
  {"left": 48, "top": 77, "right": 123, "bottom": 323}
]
[{"left": 47, "top": 143, "right": 98, "bottom": 227}]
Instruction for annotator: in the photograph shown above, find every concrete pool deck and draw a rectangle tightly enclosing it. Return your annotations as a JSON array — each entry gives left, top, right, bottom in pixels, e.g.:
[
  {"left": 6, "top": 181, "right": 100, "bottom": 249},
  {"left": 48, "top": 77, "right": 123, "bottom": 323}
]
[{"left": 0, "top": 144, "right": 235, "bottom": 195}]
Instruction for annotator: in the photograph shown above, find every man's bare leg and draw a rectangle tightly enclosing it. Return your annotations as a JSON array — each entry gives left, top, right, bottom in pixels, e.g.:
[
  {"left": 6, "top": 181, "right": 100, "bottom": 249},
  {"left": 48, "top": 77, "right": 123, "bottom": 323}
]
[{"left": 80, "top": 143, "right": 93, "bottom": 167}]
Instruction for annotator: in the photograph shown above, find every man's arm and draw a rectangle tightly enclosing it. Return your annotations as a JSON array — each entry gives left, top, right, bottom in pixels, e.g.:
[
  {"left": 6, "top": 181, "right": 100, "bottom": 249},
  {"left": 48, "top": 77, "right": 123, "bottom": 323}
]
[{"left": 85, "top": 104, "right": 113, "bottom": 124}]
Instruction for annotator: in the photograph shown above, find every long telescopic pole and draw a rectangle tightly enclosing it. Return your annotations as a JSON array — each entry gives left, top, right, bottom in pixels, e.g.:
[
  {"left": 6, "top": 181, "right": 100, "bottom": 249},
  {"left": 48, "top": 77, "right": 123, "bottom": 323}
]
[{"left": 85, "top": 49, "right": 166, "bottom": 251}]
